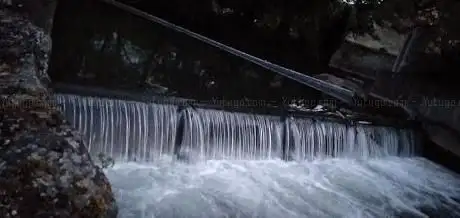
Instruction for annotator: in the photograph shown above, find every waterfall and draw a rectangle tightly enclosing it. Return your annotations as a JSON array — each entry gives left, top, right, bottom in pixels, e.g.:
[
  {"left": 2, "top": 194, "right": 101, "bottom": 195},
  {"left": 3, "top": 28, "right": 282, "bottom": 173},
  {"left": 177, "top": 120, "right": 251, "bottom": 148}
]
[
  {"left": 55, "top": 94, "right": 417, "bottom": 161},
  {"left": 287, "top": 118, "right": 417, "bottom": 161},
  {"left": 180, "top": 108, "right": 284, "bottom": 160},
  {"left": 56, "top": 94, "right": 178, "bottom": 161}
]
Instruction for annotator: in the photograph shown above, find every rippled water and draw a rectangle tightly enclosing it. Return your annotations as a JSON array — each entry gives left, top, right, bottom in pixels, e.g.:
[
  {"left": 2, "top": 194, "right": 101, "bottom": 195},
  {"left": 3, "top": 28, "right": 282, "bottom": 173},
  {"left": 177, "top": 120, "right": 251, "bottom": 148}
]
[{"left": 106, "top": 157, "right": 460, "bottom": 218}]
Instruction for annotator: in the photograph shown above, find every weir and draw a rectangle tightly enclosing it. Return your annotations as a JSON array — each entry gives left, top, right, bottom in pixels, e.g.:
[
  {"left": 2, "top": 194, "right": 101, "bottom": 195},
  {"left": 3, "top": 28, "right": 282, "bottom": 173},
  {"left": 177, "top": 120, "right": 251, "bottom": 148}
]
[
  {"left": 47, "top": 1, "right": 460, "bottom": 216},
  {"left": 55, "top": 93, "right": 418, "bottom": 162}
]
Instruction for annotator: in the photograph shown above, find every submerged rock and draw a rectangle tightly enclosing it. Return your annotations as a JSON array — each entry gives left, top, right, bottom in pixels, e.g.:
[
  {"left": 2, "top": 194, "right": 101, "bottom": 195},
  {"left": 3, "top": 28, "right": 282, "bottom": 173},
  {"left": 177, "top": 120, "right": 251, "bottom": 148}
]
[{"left": 0, "top": 7, "right": 117, "bottom": 218}]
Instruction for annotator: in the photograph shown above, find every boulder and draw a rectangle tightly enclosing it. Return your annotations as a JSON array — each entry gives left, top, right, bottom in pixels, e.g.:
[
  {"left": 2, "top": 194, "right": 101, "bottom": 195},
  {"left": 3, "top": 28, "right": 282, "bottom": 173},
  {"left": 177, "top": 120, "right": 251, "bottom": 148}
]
[
  {"left": 0, "top": 5, "right": 117, "bottom": 218},
  {"left": 329, "top": 39, "right": 396, "bottom": 80}
]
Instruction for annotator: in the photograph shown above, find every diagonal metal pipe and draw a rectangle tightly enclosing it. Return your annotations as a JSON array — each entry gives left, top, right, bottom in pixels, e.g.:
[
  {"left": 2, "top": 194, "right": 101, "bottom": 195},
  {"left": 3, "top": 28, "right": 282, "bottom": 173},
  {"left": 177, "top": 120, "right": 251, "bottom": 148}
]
[{"left": 99, "top": 0, "right": 357, "bottom": 105}]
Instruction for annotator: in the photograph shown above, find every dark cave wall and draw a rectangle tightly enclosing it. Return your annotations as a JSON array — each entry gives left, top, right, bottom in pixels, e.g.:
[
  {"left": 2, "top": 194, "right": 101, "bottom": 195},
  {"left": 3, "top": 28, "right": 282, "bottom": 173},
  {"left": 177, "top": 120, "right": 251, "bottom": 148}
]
[
  {"left": 118, "top": 0, "right": 353, "bottom": 74},
  {"left": 48, "top": 0, "right": 326, "bottom": 105}
]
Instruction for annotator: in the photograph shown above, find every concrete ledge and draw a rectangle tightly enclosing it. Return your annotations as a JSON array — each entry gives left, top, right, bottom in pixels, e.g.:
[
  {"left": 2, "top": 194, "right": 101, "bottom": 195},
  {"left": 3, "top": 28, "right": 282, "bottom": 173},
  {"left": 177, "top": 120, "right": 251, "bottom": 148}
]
[{"left": 53, "top": 83, "right": 418, "bottom": 129}]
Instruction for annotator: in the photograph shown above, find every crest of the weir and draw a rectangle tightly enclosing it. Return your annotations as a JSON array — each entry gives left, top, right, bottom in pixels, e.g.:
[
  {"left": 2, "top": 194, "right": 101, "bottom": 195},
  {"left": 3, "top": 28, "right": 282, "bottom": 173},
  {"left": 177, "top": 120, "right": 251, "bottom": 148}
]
[{"left": 55, "top": 94, "right": 418, "bottom": 161}]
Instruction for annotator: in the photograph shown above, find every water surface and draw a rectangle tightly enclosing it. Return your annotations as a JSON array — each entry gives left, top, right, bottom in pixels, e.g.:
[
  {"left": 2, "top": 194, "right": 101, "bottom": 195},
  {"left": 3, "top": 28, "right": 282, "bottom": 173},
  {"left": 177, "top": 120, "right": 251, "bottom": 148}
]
[{"left": 106, "top": 157, "right": 460, "bottom": 218}]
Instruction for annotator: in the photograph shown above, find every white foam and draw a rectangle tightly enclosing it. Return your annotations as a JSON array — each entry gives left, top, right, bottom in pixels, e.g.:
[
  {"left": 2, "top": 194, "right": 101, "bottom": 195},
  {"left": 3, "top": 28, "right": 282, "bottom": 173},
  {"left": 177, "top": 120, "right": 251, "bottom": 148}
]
[{"left": 106, "top": 157, "right": 460, "bottom": 218}]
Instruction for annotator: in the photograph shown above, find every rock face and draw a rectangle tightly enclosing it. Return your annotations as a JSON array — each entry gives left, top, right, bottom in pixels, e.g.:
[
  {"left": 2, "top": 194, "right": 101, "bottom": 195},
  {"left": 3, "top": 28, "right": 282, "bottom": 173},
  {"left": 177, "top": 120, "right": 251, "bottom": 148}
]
[
  {"left": 0, "top": 5, "right": 117, "bottom": 218},
  {"left": 329, "top": 0, "right": 460, "bottom": 158},
  {"left": 329, "top": 39, "right": 396, "bottom": 81}
]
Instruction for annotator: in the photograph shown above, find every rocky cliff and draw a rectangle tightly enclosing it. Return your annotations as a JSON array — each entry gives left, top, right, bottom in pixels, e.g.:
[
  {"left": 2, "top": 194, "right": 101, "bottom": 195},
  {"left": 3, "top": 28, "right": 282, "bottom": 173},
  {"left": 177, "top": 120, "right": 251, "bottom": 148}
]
[
  {"left": 0, "top": 1, "right": 117, "bottom": 217},
  {"left": 330, "top": 0, "right": 460, "bottom": 158}
]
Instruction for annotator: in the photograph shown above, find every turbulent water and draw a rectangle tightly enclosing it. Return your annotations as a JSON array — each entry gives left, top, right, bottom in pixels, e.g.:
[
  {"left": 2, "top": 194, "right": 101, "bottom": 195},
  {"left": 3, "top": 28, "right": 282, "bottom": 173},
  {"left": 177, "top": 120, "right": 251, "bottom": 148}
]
[
  {"left": 55, "top": 94, "right": 460, "bottom": 218},
  {"left": 106, "top": 157, "right": 460, "bottom": 218}
]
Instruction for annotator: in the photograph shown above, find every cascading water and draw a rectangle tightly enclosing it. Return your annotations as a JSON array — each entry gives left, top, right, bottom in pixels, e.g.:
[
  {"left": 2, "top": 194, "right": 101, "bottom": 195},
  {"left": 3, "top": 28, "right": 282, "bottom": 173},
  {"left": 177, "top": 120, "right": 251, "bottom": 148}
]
[
  {"left": 56, "top": 94, "right": 179, "bottom": 161},
  {"left": 55, "top": 94, "right": 460, "bottom": 218},
  {"left": 287, "top": 118, "right": 416, "bottom": 161},
  {"left": 180, "top": 108, "right": 284, "bottom": 160},
  {"left": 55, "top": 94, "right": 416, "bottom": 161}
]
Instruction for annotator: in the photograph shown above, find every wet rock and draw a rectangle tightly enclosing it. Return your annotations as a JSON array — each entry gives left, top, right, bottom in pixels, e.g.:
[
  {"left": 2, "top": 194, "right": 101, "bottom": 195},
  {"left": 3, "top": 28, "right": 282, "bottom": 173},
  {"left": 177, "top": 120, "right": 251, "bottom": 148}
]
[
  {"left": 0, "top": 7, "right": 117, "bottom": 218},
  {"left": 329, "top": 40, "right": 396, "bottom": 80},
  {"left": 346, "top": 21, "right": 409, "bottom": 56},
  {"left": 96, "top": 153, "right": 115, "bottom": 169},
  {"left": 331, "top": 1, "right": 460, "bottom": 158}
]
